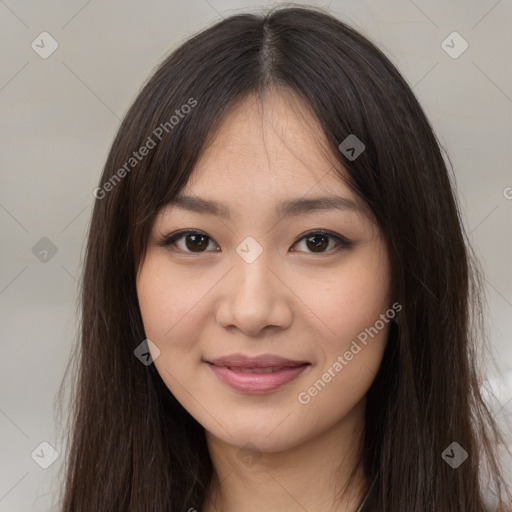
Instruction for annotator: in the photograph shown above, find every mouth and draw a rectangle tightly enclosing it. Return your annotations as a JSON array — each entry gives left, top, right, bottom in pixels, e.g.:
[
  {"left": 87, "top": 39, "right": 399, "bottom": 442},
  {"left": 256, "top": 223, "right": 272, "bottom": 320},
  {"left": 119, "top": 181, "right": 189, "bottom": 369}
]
[
  {"left": 204, "top": 354, "right": 311, "bottom": 394},
  {"left": 217, "top": 366, "right": 298, "bottom": 373}
]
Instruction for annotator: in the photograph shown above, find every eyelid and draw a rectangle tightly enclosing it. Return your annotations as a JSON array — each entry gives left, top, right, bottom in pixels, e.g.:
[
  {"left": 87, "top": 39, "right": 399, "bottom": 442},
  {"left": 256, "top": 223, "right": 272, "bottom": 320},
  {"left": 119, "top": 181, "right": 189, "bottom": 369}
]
[{"left": 156, "top": 229, "right": 354, "bottom": 255}]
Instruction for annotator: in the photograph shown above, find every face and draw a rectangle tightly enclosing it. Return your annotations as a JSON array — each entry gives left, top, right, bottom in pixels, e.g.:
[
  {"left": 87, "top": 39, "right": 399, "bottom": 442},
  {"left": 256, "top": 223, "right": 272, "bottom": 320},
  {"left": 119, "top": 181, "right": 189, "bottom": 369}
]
[{"left": 136, "top": 89, "right": 392, "bottom": 453}]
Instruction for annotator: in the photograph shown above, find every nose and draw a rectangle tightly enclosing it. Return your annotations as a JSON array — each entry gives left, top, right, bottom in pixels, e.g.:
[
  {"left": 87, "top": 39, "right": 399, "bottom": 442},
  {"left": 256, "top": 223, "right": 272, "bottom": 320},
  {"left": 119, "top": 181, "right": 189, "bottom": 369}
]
[{"left": 215, "top": 251, "right": 293, "bottom": 337}]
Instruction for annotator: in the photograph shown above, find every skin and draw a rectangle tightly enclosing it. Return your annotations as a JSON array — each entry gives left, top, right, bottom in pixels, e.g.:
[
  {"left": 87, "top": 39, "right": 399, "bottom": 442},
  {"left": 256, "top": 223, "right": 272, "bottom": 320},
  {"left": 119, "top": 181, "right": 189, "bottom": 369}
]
[{"left": 136, "top": 88, "right": 392, "bottom": 512}]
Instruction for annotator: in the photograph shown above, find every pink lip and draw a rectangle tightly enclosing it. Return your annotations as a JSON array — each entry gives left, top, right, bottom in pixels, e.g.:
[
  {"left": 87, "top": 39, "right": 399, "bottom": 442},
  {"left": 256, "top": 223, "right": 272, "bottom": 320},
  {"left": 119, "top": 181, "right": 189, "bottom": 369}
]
[{"left": 205, "top": 353, "right": 310, "bottom": 394}]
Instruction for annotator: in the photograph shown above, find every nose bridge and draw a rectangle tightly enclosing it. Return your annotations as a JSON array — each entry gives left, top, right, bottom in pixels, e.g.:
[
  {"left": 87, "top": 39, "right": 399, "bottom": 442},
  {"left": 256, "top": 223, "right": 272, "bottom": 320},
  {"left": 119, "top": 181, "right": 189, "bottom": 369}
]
[
  {"left": 217, "top": 237, "right": 292, "bottom": 334},
  {"left": 232, "top": 237, "right": 274, "bottom": 303}
]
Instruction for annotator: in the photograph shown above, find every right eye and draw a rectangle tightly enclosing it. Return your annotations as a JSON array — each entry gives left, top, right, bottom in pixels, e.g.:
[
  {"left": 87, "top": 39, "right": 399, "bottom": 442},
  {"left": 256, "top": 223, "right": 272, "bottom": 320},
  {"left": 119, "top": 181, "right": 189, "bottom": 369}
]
[{"left": 157, "top": 230, "right": 220, "bottom": 253}]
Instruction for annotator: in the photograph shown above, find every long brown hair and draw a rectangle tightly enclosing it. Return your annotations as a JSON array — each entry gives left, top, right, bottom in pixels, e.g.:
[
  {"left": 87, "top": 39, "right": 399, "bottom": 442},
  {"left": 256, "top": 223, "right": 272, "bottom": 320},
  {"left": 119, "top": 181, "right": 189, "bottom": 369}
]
[{"left": 56, "top": 5, "right": 512, "bottom": 511}]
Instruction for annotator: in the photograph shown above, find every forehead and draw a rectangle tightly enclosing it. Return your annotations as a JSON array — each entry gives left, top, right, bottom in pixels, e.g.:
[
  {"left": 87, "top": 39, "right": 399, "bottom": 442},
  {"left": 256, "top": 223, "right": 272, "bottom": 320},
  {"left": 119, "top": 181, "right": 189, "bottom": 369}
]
[{"left": 181, "top": 89, "right": 362, "bottom": 209}]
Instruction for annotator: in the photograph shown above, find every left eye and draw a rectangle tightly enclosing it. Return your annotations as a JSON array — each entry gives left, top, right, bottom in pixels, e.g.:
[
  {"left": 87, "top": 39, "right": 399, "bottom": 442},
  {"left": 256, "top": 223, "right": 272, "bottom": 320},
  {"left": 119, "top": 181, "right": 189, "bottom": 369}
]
[
  {"left": 292, "top": 231, "right": 353, "bottom": 254},
  {"left": 157, "top": 230, "right": 353, "bottom": 255}
]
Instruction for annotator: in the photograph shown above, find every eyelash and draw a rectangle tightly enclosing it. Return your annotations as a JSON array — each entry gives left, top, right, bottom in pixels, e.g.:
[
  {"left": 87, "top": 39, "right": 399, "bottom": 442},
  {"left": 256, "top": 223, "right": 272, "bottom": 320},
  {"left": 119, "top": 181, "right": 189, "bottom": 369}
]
[{"left": 156, "top": 229, "right": 353, "bottom": 256}]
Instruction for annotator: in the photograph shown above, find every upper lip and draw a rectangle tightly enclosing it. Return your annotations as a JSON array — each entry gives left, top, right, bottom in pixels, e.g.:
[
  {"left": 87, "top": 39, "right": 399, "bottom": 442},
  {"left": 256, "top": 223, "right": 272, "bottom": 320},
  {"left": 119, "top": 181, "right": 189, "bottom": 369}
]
[{"left": 206, "top": 353, "right": 309, "bottom": 368}]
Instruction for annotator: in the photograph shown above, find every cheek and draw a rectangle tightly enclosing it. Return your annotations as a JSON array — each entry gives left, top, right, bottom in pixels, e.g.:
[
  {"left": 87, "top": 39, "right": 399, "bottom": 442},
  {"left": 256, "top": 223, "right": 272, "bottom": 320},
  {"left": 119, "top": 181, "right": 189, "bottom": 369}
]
[
  {"left": 136, "top": 256, "right": 210, "bottom": 349},
  {"left": 309, "top": 248, "right": 391, "bottom": 349},
  {"left": 136, "top": 257, "right": 209, "bottom": 407},
  {"left": 293, "top": 256, "right": 391, "bottom": 433}
]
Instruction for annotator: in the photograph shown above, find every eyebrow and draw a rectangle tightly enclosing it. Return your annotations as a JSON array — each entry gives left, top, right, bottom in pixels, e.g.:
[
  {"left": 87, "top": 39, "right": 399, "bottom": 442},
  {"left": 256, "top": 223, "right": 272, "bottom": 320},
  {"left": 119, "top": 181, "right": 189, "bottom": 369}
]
[{"left": 164, "top": 194, "right": 362, "bottom": 221}]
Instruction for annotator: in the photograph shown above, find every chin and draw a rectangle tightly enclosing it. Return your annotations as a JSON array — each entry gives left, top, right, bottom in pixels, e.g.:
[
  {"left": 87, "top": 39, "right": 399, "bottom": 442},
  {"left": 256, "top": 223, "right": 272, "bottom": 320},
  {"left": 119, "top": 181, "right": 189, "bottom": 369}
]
[{"left": 206, "top": 420, "right": 306, "bottom": 454}]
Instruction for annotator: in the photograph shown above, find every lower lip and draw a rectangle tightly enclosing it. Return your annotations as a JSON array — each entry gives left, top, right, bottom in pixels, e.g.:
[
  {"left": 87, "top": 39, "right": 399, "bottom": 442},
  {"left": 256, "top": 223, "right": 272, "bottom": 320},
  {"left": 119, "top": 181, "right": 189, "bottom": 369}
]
[{"left": 207, "top": 362, "right": 309, "bottom": 393}]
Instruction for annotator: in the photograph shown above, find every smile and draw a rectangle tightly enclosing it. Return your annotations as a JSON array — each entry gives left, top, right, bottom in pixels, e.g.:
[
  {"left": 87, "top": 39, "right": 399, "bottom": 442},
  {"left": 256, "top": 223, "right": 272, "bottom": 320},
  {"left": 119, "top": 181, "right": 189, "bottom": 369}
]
[{"left": 205, "top": 361, "right": 310, "bottom": 393}]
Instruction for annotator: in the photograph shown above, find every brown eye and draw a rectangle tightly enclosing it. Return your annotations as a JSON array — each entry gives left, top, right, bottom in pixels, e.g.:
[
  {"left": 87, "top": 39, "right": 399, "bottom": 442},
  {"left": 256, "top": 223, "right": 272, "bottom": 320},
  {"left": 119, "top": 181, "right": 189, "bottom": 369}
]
[
  {"left": 158, "top": 230, "right": 219, "bottom": 253},
  {"left": 183, "top": 233, "right": 210, "bottom": 252},
  {"left": 291, "top": 231, "right": 352, "bottom": 254},
  {"left": 304, "top": 233, "right": 330, "bottom": 252}
]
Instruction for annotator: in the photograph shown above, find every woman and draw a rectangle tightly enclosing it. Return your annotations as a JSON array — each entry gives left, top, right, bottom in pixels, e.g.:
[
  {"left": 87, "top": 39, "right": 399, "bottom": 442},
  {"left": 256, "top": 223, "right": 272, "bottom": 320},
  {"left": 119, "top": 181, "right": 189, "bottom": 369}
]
[{"left": 57, "top": 5, "right": 511, "bottom": 511}]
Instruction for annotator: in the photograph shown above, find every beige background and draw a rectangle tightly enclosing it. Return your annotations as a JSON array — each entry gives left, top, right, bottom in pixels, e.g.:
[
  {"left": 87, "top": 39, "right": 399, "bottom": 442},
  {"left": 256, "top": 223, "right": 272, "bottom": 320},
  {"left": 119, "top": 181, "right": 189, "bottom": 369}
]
[{"left": 0, "top": 0, "right": 511, "bottom": 510}]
